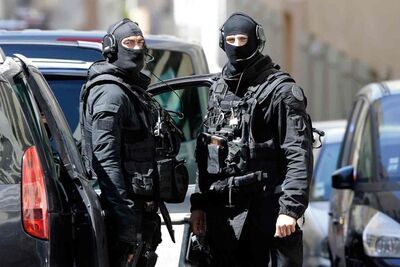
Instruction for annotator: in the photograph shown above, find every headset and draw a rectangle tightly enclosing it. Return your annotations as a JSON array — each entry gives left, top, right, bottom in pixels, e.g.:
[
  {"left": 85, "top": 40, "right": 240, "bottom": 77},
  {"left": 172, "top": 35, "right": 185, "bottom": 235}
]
[
  {"left": 219, "top": 13, "right": 266, "bottom": 53},
  {"left": 102, "top": 18, "right": 141, "bottom": 59}
]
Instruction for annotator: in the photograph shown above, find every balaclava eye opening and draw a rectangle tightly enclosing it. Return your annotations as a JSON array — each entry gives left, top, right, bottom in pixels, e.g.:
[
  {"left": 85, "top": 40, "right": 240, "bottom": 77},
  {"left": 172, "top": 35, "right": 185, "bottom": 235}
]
[
  {"left": 108, "top": 19, "right": 145, "bottom": 76},
  {"left": 222, "top": 13, "right": 259, "bottom": 72}
]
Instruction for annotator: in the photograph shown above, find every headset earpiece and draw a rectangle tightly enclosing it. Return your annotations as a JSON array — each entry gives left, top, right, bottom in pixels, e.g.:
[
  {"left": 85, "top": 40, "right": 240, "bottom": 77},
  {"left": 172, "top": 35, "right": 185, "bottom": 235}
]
[
  {"left": 218, "top": 13, "right": 266, "bottom": 53},
  {"left": 102, "top": 33, "right": 117, "bottom": 59},
  {"left": 102, "top": 18, "right": 139, "bottom": 59},
  {"left": 219, "top": 27, "right": 225, "bottom": 51},
  {"left": 255, "top": 24, "right": 266, "bottom": 52}
]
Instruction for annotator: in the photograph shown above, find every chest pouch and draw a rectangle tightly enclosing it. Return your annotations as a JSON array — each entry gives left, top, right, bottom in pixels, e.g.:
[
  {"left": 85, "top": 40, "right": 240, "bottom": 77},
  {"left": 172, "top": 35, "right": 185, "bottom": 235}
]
[
  {"left": 196, "top": 132, "right": 228, "bottom": 175},
  {"left": 224, "top": 139, "right": 249, "bottom": 176},
  {"left": 153, "top": 107, "right": 189, "bottom": 203},
  {"left": 123, "top": 137, "right": 156, "bottom": 198},
  {"left": 157, "top": 158, "right": 189, "bottom": 203}
]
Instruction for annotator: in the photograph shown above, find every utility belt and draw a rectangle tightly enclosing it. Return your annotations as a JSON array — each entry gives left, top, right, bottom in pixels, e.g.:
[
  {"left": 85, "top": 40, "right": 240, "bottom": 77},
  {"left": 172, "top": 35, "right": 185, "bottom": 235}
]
[
  {"left": 134, "top": 200, "right": 158, "bottom": 213},
  {"left": 208, "top": 171, "right": 282, "bottom": 207}
]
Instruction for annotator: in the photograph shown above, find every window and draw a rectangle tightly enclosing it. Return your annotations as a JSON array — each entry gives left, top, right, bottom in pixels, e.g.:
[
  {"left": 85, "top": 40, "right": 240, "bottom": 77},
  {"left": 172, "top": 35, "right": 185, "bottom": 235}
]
[
  {"left": 340, "top": 99, "right": 368, "bottom": 167},
  {"left": 29, "top": 68, "right": 86, "bottom": 177},
  {"left": 153, "top": 86, "right": 208, "bottom": 183},
  {"left": 145, "top": 50, "right": 194, "bottom": 84},
  {"left": 46, "top": 76, "right": 86, "bottom": 136},
  {"left": 374, "top": 95, "right": 400, "bottom": 182},
  {"left": 153, "top": 87, "right": 204, "bottom": 141},
  {"left": 356, "top": 112, "right": 374, "bottom": 182},
  {"left": 0, "top": 79, "right": 34, "bottom": 184},
  {"left": 311, "top": 142, "right": 341, "bottom": 201},
  {"left": 1, "top": 44, "right": 103, "bottom": 62}
]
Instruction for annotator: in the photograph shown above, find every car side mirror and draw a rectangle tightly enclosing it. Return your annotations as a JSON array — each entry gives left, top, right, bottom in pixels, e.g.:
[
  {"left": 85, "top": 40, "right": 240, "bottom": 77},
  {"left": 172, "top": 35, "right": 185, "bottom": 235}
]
[{"left": 332, "top": 166, "right": 354, "bottom": 189}]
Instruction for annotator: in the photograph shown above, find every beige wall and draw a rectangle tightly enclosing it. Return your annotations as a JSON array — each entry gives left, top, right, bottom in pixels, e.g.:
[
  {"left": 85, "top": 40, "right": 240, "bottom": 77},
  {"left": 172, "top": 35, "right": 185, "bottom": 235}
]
[
  {"left": 253, "top": 0, "right": 399, "bottom": 120},
  {"left": 307, "top": 0, "right": 400, "bottom": 79}
]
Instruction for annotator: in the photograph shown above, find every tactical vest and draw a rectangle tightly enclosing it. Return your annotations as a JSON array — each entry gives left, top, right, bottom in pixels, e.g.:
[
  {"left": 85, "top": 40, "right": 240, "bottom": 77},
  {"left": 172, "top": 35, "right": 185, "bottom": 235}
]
[
  {"left": 196, "top": 70, "right": 296, "bottom": 189},
  {"left": 80, "top": 74, "right": 188, "bottom": 203}
]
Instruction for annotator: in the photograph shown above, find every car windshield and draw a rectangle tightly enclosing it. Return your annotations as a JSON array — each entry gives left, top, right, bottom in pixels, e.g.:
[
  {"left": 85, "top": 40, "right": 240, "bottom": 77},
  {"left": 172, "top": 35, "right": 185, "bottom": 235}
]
[
  {"left": 0, "top": 43, "right": 103, "bottom": 62},
  {"left": 374, "top": 95, "right": 400, "bottom": 182},
  {"left": 46, "top": 76, "right": 85, "bottom": 135},
  {"left": 311, "top": 142, "right": 341, "bottom": 201}
]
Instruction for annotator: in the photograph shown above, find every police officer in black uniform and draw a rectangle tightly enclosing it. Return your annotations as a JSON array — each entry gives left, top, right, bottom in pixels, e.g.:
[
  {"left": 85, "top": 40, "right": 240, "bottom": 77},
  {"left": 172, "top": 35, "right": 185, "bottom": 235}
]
[
  {"left": 190, "top": 13, "right": 313, "bottom": 266},
  {"left": 80, "top": 19, "right": 161, "bottom": 266}
]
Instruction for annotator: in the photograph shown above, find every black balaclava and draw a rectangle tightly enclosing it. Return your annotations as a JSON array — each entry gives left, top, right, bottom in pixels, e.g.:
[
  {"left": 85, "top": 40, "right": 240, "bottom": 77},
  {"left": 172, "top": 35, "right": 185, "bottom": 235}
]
[
  {"left": 108, "top": 19, "right": 145, "bottom": 76},
  {"left": 222, "top": 13, "right": 260, "bottom": 74}
]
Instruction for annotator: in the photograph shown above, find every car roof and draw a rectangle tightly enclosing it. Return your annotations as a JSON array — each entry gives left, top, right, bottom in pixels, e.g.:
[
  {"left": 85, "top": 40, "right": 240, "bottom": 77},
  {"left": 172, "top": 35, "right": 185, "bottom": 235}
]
[
  {"left": 0, "top": 30, "right": 209, "bottom": 74},
  {"left": 357, "top": 79, "right": 400, "bottom": 102},
  {"left": 30, "top": 58, "right": 91, "bottom": 76},
  {"left": 0, "top": 30, "right": 202, "bottom": 51},
  {"left": 0, "top": 39, "right": 102, "bottom": 49}
]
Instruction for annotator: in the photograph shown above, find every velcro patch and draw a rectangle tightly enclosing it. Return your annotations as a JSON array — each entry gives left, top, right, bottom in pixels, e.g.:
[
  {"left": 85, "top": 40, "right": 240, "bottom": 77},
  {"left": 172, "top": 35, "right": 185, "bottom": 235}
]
[{"left": 291, "top": 85, "right": 304, "bottom": 101}]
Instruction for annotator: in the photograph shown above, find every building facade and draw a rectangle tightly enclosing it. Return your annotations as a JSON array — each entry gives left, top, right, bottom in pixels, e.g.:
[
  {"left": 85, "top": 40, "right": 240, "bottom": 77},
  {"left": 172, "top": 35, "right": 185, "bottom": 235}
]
[{"left": 233, "top": 0, "right": 399, "bottom": 120}]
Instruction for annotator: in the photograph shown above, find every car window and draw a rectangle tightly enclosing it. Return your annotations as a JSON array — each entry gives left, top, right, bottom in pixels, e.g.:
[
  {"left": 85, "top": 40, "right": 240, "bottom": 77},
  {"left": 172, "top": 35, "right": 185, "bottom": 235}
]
[
  {"left": 0, "top": 78, "right": 34, "bottom": 184},
  {"left": 46, "top": 76, "right": 85, "bottom": 134},
  {"left": 153, "top": 88, "right": 203, "bottom": 141},
  {"left": 311, "top": 142, "right": 341, "bottom": 201},
  {"left": 1, "top": 44, "right": 103, "bottom": 62},
  {"left": 374, "top": 95, "right": 400, "bottom": 182},
  {"left": 153, "top": 85, "right": 208, "bottom": 183},
  {"left": 145, "top": 50, "right": 194, "bottom": 84},
  {"left": 356, "top": 112, "right": 374, "bottom": 182},
  {"left": 28, "top": 67, "right": 86, "bottom": 177},
  {"left": 340, "top": 99, "right": 368, "bottom": 167}
]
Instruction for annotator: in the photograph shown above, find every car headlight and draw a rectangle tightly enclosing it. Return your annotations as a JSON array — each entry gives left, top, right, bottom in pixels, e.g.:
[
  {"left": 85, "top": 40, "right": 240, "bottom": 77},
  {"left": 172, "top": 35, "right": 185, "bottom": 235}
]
[{"left": 363, "top": 211, "right": 400, "bottom": 258}]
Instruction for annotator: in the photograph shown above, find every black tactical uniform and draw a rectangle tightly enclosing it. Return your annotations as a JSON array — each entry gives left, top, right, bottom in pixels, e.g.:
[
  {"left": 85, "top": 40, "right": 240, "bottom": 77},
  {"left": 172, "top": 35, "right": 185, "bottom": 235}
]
[
  {"left": 80, "top": 19, "right": 161, "bottom": 266},
  {"left": 191, "top": 13, "right": 313, "bottom": 267}
]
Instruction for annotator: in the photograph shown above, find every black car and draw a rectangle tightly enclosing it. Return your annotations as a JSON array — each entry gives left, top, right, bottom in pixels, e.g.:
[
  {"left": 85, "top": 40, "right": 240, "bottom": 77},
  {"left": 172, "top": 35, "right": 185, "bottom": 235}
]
[
  {"left": 0, "top": 33, "right": 210, "bottom": 265},
  {"left": 0, "top": 52, "right": 108, "bottom": 266},
  {"left": 328, "top": 80, "right": 400, "bottom": 266},
  {"left": 0, "top": 30, "right": 210, "bottom": 84}
]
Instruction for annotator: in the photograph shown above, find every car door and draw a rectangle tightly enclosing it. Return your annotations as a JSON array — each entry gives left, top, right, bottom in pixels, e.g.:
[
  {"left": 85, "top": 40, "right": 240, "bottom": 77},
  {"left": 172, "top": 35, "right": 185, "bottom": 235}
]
[
  {"left": 148, "top": 74, "right": 216, "bottom": 185},
  {"left": 147, "top": 74, "right": 215, "bottom": 266},
  {"left": 0, "top": 66, "right": 56, "bottom": 266},
  {"left": 329, "top": 97, "right": 369, "bottom": 266},
  {"left": 16, "top": 55, "right": 109, "bottom": 267}
]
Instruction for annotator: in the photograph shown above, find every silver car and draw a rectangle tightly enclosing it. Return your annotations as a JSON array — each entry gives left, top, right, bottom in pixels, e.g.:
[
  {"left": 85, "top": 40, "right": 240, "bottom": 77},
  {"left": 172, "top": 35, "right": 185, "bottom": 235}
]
[{"left": 303, "top": 120, "right": 346, "bottom": 267}]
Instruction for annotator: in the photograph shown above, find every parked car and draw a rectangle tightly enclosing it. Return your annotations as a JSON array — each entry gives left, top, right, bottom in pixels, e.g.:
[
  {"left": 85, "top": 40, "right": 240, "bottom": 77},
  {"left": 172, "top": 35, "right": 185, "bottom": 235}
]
[
  {"left": 328, "top": 80, "right": 400, "bottom": 266},
  {"left": 0, "top": 32, "right": 211, "bottom": 266},
  {"left": 0, "top": 52, "right": 108, "bottom": 266},
  {"left": 0, "top": 31, "right": 210, "bottom": 183},
  {"left": 28, "top": 58, "right": 210, "bottom": 266},
  {"left": 303, "top": 120, "right": 346, "bottom": 267},
  {"left": 0, "top": 30, "right": 210, "bottom": 83}
]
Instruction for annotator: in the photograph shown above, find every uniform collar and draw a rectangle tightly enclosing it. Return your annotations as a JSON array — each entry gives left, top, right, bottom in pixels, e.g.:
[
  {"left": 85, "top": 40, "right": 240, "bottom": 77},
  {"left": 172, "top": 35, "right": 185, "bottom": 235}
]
[
  {"left": 221, "top": 55, "right": 275, "bottom": 96},
  {"left": 88, "top": 60, "right": 150, "bottom": 90}
]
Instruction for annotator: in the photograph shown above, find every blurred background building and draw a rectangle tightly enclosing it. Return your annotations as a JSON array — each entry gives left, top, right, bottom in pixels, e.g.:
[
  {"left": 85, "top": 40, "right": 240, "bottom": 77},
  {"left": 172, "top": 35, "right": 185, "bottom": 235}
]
[{"left": 1, "top": 0, "right": 399, "bottom": 120}]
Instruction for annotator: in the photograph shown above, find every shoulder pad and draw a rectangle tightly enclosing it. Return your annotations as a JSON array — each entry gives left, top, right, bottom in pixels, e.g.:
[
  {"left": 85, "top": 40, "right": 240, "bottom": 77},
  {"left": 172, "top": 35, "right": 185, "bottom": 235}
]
[
  {"left": 257, "top": 72, "right": 294, "bottom": 104},
  {"left": 277, "top": 83, "right": 307, "bottom": 110}
]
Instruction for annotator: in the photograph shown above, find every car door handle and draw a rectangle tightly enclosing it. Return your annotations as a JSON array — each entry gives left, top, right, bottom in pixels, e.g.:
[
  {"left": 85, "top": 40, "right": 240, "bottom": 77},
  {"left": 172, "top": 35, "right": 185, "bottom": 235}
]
[{"left": 328, "top": 212, "right": 333, "bottom": 217}]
